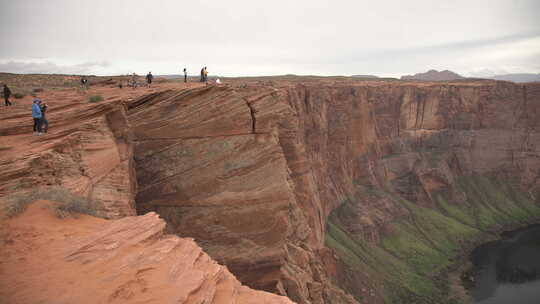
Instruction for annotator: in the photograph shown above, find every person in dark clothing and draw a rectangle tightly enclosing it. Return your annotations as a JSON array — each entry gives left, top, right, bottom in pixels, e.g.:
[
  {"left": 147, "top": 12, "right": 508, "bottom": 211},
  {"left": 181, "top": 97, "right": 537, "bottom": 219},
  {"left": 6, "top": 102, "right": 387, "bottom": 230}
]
[
  {"left": 146, "top": 72, "right": 153, "bottom": 87},
  {"left": 3, "top": 85, "right": 12, "bottom": 106},
  {"left": 131, "top": 73, "right": 138, "bottom": 89},
  {"left": 80, "top": 77, "right": 88, "bottom": 89},
  {"left": 183, "top": 68, "right": 187, "bottom": 83},
  {"left": 40, "top": 102, "right": 49, "bottom": 133},
  {"left": 200, "top": 67, "right": 205, "bottom": 82},
  {"left": 32, "top": 99, "right": 43, "bottom": 135}
]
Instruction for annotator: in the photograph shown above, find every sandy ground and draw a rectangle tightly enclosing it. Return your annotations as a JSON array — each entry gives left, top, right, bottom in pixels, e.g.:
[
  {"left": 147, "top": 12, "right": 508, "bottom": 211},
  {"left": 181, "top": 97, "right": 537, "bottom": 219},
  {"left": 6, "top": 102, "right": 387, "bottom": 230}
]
[{"left": 0, "top": 200, "right": 294, "bottom": 304}]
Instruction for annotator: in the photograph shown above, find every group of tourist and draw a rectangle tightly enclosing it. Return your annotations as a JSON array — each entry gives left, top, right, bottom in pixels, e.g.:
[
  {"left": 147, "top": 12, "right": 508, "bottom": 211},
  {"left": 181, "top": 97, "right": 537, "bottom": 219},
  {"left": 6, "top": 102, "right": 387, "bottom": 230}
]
[
  {"left": 3, "top": 66, "right": 216, "bottom": 137},
  {"left": 31, "top": 98, "right": 48, "bottom": 135},
  {"left": 121, "top": 67, "right": 211, "bottom": 88},
  {"left": 128, "top": 72, "right": 154, "bottom": 89},
  {"left": 200, "top": 67, "right": 209, "bottom": 84},
  {"left": 3, "top": 84, "right": 48, "bottom": 135}
]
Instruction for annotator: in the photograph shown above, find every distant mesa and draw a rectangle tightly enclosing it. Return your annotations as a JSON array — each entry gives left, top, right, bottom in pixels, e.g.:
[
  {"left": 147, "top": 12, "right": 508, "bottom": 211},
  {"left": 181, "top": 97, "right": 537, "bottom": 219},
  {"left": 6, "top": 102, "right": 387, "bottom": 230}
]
[
  {"left": 401, "top": 69, "right": 464, "bottom": 81},
  {"left": 489, "top": 73, "right": 540, "bottom": 83},
  {"left": 351, "top": 74, "right": 379, "bottom": 79}
]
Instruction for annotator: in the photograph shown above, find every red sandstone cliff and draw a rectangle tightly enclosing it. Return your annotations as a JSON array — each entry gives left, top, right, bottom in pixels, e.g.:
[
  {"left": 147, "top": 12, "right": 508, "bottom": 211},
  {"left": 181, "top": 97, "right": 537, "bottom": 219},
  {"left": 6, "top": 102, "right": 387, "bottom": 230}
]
[
  {"left": 128, "top": 80, "right": 540, "bottom": 303},
  {"left": 0, "top": 82, "right": 295, "bottom": 304},
  {"left": 0, "top": 91, "right": 136, "bottom": 219},
  {"left": 1, "top": 78, "right": 539, "bottom": 303}
]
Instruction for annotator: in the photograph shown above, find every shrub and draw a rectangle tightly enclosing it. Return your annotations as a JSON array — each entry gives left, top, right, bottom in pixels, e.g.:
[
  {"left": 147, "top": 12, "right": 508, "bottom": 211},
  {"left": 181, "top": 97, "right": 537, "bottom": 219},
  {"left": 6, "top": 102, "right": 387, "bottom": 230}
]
[
  {"left": 3, "top": 187, "right": 100, "bottom": 219},
  {"left": 13, "top": 93, "right": 25, "bottom": 99},
  {"left": 3, "top": 194, "right": 33, "bottom": 217},
  {"left": 88, "top": 95, "right": 104, "bottom": 103}
]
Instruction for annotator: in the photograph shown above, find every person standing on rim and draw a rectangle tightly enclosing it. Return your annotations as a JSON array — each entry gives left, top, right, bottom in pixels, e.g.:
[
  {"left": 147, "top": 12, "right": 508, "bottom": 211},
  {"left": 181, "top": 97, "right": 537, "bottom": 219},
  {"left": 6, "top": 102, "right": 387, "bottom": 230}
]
[
  {"left": 32, "top": 98, "right": 43, "bottom": 135},
  {"left": 183, "top": 68, "right": 187, "bottom": 83},
  {"left": 203, "top": 67, "right": 208, "bottom": 85},
  {"left": 40, "top": 101, "right": 49, "bottom": 133},
  {"left": 3, "top": 84, "right": 12, "bottom": 106},
  {"left": 131, "top": 73, "right": 138, "bottom": 89},
  {"left": 146, "top": 72, "right": 153, "bottom": 87},
  {"left": 200, "top": 67, "right": 205, "bottom": 82},
  {"left": 80, "top": 76, "right": 88, "bottom": 89}
]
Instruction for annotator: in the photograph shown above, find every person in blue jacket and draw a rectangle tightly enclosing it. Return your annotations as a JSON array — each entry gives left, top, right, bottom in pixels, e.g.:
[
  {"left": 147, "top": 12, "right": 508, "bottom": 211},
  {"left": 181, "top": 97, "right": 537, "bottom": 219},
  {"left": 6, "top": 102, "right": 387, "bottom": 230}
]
[{"left": 32, "top": 98, "right": 43, "bottom": 135}]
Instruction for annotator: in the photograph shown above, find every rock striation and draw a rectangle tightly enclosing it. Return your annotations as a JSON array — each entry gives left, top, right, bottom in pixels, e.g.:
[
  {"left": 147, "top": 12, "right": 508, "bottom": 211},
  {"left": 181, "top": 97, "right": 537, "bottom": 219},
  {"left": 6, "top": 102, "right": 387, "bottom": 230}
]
[
  {"left": 1, "top": 78, "right": 539, "bottom": 303},
  {"left": 0, "top": 95, "right": 136, "bottom": 219},
  {"left": 128, "top": 80, "right": 540, "bottom": 303}
]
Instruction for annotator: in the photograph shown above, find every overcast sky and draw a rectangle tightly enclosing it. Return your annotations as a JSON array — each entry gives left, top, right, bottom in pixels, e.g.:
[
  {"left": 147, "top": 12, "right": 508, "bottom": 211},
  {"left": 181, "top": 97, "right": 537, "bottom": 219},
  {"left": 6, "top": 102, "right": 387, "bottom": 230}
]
[{"left": 0, "top": 0, "right": 539, "bottom": 77}]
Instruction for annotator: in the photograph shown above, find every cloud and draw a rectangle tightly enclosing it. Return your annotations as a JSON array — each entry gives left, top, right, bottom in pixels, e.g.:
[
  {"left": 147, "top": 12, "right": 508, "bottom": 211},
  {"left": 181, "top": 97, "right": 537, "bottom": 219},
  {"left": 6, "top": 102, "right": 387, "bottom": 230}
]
[
  {"left": 0, "top": 60, "right": 111, "bottom": 75},
  {"left": 0, "top": 0, "right": 539, "bottom": 77}
]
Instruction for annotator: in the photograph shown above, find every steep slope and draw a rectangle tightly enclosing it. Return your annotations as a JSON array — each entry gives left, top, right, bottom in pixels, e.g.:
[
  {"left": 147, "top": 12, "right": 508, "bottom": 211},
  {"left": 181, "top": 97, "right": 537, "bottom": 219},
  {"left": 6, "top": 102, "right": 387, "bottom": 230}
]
[
  {"left": 0, "top": 81, "right": 294, "bottom": 304},
  {"left": 2, "top": 78, "right": 538, "bottom": 303},
  {"left": 128, "top": 85, "right": 358, "bottom": 303},
  {"left": 0, "top": 200, "right": 294, "bottom": 304},
  {"left": 129, "top": 80, "right": 540, "bottom": 303}
]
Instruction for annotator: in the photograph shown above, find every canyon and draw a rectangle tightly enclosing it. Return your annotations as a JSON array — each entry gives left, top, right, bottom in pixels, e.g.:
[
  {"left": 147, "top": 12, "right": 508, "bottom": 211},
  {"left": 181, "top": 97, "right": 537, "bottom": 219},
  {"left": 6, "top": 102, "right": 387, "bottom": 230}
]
[{"left": 1, "top": 77, "right": 539, "bottom": 303}]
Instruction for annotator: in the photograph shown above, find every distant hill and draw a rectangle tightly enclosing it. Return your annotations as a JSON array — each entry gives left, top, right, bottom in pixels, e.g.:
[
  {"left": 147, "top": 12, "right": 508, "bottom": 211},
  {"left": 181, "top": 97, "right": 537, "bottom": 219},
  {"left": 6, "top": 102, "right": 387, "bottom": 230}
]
[
  {"left": 490, "top": 73, "right": 540, "bottom": 83},
  {"left": 401, "top": 69, "right": 464, "bottom": 81},
  {"left": 157, "top": 74, "right": 183, "bottom": 79},
  {"left": 351, "top": 75, "right": 378, "bottom": 78}
]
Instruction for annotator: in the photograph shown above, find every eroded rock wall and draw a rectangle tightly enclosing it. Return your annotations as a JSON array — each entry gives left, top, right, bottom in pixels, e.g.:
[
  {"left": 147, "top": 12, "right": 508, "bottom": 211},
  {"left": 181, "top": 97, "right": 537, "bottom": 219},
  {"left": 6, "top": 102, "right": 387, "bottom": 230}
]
[
  {"left": 128, "top": 80, "right": 540, "bottom": 303},
  {"left": 0, "top": 101, "right": 137, "bottom": 218}
]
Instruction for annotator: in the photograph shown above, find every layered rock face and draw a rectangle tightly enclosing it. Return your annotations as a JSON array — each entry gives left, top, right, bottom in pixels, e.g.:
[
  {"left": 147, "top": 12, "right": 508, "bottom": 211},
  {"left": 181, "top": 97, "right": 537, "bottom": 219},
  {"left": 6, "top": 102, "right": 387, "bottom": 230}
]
[
  {"left": 129, "top": 80, "right": 540, "bottom": 303},
  {"left": 0, "top": 99, "right": 136, "bottom": 218},
  {"left": 129, "top": 86, "right": 358, "bottom": 303},
  {"left": 0, "top": 82, "right": 297, "bottom": 304},
  {"left": 2, "top": 79, "right": 537, "bottom": 303}
]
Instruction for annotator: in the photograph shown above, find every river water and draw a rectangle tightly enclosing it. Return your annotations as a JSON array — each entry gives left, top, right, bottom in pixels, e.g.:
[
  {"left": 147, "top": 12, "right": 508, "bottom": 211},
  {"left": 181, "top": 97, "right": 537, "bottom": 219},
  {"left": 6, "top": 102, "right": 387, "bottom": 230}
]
[{"left": 470, "top": 224, "right": 540, "bottom": 304}]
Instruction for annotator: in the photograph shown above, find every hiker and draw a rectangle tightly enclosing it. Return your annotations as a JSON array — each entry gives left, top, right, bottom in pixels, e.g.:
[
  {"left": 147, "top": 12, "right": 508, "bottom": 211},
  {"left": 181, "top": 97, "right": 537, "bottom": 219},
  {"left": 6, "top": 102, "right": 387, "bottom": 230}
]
[
  {"left": 40, "top": 101, "right": 49, "bottom": 133},
  {"left": 146, "top": 72, "right": 153, "bottom": 87},
  {"left": 203, "top": 67, "right": 208, "bottom": 85},
  {"left": 3, "top": 84, "right": 12, "bottom": 106},
  {"left": 183, "top": 68, "right": 187, "bottom": 83},
  {"left": 131, "top": 73, "right": 138, "bottom": 88},
  {"left": 200, "top": 67, "right": 204, "bottom": 82},
  {"left": 80, "top": 77, "right": 88, "bottom": 89},
  {"left": 32, "top": 99, "right": 43, "bottom": 135}
]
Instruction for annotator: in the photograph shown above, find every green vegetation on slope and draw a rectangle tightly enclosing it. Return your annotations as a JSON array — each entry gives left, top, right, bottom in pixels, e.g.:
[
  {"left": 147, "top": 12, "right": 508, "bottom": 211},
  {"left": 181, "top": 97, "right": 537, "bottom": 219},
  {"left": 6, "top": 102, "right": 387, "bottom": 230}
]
[
  {"left": 2, "top": 187, "right": 100, "bottom": 219},
  {"left": 326, "top": 174, "right": 540, "bottom": 303}
]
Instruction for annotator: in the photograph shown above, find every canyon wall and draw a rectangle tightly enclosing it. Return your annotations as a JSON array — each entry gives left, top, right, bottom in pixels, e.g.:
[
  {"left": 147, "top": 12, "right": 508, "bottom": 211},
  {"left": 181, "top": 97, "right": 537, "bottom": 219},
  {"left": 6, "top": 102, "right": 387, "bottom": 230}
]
[
  {"left": 3, "top": 80, "right": 536, "bottom": 303},
  {"left": 0, "top": 86, "right": 296, "bottom": 304},
  {"left": 129, "top": 80, "right": 540, "bottom": 303}
]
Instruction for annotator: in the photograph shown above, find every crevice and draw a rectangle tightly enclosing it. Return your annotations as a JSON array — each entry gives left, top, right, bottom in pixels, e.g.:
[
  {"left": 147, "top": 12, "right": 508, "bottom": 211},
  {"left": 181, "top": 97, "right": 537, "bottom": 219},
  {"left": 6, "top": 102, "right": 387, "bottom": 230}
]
[
  {"left": 133, "top": 132, "right": 270, "bottom": 142},
  {"left": 244, "top": 98, "right": 257, "bottom": 133}
]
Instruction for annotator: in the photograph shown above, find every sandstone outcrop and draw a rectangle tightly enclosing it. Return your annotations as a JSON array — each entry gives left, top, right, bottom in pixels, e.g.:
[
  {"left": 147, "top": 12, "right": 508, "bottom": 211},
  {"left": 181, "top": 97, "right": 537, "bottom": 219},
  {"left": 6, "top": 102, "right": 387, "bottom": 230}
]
[
  {"left": 128, "top": 80, "right": 540, "bottom": 303},
  {"left": 0, "top": 90, "right": 136, "bottom": 219},
  {"left": 0, "top": 200, "right": 294, "bottom": 304}
]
